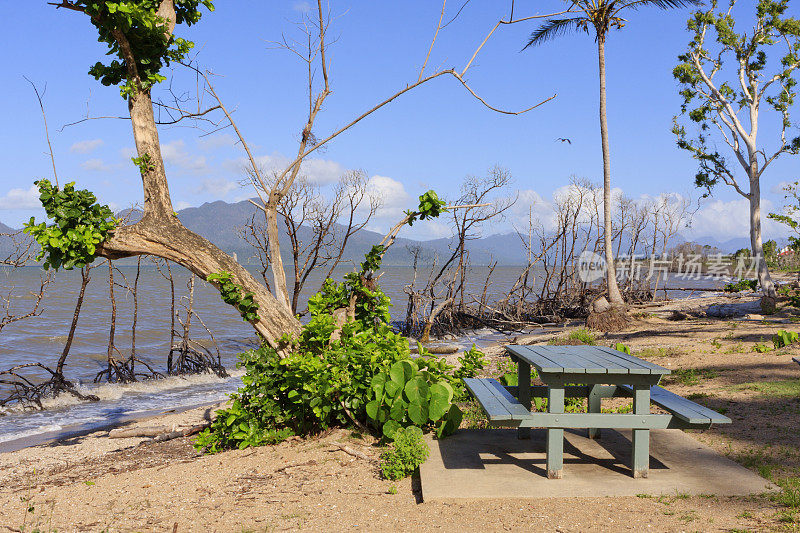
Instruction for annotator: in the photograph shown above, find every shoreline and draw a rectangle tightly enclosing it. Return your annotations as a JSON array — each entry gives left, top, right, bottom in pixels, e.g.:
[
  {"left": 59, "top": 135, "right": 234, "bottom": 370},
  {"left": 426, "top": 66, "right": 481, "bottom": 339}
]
[{"left": 1, "top": 290, "right": 798, "bottom": 530}]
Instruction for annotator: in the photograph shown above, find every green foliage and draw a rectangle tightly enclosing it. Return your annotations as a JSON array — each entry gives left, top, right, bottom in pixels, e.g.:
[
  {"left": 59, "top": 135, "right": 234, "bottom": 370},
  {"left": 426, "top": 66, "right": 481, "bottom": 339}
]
[
  {"left": 23, "top": 179, "right": 117, "bottom": 270},
  {"left": 366, "top": 357, "right": 463, "bottom": 440},
  {"left": 195, "top": 192, "right": 463, "bottom": 454},
  {"left": 612, "top": 342, "right": 631, "bottom": 354},
  {"left": 71, "top": 1, "right": 214, "bottom": 98},
  {"left": 453, "top": 345, "right": 486, "bottom": 383},
  {"left": 404, "top": 190, "right": 447, "bottom": 226},
  {"left": 379, "top": 426, "right": 430, "bottom": 480},
  {"left": 752, "top": 341, "right": 774, "bottom": 353},
  {"left": 568, "top": 328, "right": 596, "bottom": 345},
  {"left": 724, "top": 278, "right": 759, "bottom": 292},
  {"left": 769, "top": 181, "right": 800, "bottom": 253},
  {"left": 206, "top": 271, "right": 260, "bottom": 322},
  {"left": 772, "top": 329, "right": 799, "bottom": 348},
  {"left": 131, "top": 153, "right": 154, "bottom": 174}
]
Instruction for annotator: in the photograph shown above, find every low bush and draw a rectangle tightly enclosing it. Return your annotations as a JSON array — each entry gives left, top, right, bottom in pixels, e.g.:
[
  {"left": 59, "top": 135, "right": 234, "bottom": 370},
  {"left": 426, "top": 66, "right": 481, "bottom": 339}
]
[
  {"left": 773, "top": 330, "right": 799, "bottom": 349},
  {"left": 380, "top": 426, "right": 430, "bottom": 480},
  {"left": 723, "top": 279, "right": 758, "bottom": 292},
  {"left": 612, "top": 343, "right": 631, "bottom": 354},
  {"left": 194, "top": 246, "right": 483, "bottom": 453}
]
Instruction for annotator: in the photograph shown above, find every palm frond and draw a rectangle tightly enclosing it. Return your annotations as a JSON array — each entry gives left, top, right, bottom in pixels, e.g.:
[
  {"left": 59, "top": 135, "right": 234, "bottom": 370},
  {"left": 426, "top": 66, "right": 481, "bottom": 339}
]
[
  {"left": 523, "top": 18, "right": 586, "bottom": 49},
  {"left": 618, "top": 0, "right": 703, "bottom": 12}
]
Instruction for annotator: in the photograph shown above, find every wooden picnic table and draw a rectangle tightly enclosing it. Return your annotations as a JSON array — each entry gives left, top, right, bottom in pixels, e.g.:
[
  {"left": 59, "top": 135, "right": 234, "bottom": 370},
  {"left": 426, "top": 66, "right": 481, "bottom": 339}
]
[{"left": 465, "top": 345, "right": 731, "bottom": 479}]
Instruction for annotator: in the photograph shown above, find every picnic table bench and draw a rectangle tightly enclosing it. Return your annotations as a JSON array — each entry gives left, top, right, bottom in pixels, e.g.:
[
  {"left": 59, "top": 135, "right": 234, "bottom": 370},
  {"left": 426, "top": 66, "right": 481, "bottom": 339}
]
[{"left": 465, "top": 345, "right": 731, "bottom": 479}]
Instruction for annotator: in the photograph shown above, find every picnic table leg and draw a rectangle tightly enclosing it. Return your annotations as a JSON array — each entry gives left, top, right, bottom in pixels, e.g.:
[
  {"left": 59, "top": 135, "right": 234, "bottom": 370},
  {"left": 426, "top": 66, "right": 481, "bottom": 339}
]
[
  {"left": 587, "top": 385, "right": 602, "bottom": 439},
  {"left": 517, "top": 359, "right": 531, "bottom": 440},
  {"left": 631, "top": 384, "right": 651, "bottom": 478},
  {"left": 546, "top": 383, "right": 565, "bottom": 479}
]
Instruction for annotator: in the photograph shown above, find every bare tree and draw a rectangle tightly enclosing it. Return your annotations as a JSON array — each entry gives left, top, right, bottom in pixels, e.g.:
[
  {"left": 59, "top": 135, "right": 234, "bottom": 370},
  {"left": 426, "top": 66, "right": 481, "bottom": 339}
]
[
  {"left": 673, "top": 0, "right": 800, "bottom": 300},
  {"left": 240, "top": 170, "right": 380, "bottom": 314}
]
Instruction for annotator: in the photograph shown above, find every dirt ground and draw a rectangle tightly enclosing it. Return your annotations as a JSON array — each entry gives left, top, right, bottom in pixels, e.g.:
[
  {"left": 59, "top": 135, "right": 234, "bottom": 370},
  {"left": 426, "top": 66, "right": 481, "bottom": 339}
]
[{"left": 2, "top": 293, "right": 800, "bottom": 532}]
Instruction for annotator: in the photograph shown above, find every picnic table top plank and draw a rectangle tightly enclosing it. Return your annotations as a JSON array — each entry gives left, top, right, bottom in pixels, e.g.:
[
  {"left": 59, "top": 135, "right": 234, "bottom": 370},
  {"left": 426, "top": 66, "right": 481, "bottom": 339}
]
[
  {"left": 506, "top": 345, "right": 670, "bottom": 376},
  {"left": 528, "top": 346, "right": 597, "bottom": 374},
  {"left": 506, "top": 345, "right": 564, "bottom": 373},
  {"left": 592, "top": 346, "right": 671, "bottom": 375},
  {"left": 534, "top": 346, "right": 611, "bottom": 374},
  {"left": 545, "top": 346, "right": 630, "bottom": 374}
]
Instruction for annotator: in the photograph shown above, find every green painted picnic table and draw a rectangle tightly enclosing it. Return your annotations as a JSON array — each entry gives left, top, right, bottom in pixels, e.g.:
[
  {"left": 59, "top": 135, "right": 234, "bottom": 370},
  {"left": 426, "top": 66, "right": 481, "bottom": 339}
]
[{"left": 465, "top": 345, "right": 731, "bottom": 479}]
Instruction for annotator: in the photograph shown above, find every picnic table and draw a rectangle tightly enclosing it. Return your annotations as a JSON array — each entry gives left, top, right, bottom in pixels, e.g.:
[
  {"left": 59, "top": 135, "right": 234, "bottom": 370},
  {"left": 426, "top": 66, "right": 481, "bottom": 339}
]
[{"left": 465, "top": 345, "right": 731, "bottom": 479}]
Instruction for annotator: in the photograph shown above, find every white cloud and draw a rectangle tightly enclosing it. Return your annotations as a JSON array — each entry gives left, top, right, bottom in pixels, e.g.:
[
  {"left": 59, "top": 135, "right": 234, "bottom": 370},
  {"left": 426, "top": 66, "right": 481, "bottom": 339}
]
[
  {"left": 196, "top": 178, "right": 240, "bottom": 197},
  {"left": 81, "top": 158, "right": 113, "bottom": 172},
  {"left": 198, "top": 134, "right": 236, "bottom": 151},
  {"left": 771, "top": 181, "right": 794, "bottom": 194},
  {"left": 225, "top": 152, "right": 346, "bottom": 186},
  {"left": 0, "top": 185, "right": 40, "bottom": 210},
  {"left": 70, "top": 139, "right": 103, "bottom": 154},
  {"left": 292, "top": 1, "right": 312, "bottom": 12},
  {"left": 174, "top": 201, "right": 192, "bottom": 211},
  {"left": 366, "top": 175, "right": 410, "bottom": 218},
  {"left": 119, "top": 146, "right": 136, "bottom": 160},
  {"left": 161, "top": 140, "right": 208, "bottom": 172},
  {"left": 683, "top": 196, "right": 789, "bottom": 241}
]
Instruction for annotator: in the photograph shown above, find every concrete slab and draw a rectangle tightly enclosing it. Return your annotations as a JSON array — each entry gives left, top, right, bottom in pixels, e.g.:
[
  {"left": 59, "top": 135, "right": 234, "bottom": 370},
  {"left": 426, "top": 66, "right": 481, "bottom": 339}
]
[{"left": 420, "top": 428, "right": 776, "bottom": 501}]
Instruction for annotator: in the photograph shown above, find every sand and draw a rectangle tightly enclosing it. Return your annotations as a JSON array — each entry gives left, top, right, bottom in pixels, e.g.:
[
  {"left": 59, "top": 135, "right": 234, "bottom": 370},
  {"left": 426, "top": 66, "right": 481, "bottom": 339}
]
[{"left": 1, "top": 292, "right": 799, "bottom": 532}]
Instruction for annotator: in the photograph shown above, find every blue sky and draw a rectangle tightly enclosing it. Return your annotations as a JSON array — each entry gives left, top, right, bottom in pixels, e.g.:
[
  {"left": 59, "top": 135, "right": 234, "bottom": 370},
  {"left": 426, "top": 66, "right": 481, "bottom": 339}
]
[{"left": 1, "top": 1, "right": 798, "bottom": 243}]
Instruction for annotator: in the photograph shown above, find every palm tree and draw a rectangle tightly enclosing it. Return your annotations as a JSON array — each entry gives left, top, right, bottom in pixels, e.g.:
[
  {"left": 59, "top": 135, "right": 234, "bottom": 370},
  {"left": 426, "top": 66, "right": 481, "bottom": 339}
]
[{"left": 524, "top": 0, "right": 700, "bottom": 311}]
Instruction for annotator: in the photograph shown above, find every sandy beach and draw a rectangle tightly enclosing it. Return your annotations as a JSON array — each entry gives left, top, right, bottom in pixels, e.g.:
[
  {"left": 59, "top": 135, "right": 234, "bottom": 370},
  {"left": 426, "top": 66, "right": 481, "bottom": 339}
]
[{"left": 2, "top": 292, "right": 799, "bottom": 532}]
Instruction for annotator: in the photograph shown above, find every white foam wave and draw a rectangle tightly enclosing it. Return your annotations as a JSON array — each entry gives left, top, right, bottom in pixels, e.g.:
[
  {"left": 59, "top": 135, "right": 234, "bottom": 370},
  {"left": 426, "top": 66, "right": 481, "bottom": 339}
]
[{"left": 0, "top": 369, "right": 245, "bottom": 415}]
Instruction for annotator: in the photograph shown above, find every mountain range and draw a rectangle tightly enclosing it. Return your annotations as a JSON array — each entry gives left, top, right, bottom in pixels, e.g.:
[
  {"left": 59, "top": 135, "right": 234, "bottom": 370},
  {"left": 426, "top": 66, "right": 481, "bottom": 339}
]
[{"left": 0, "top": 199, "right": 777, "bottom": 266}]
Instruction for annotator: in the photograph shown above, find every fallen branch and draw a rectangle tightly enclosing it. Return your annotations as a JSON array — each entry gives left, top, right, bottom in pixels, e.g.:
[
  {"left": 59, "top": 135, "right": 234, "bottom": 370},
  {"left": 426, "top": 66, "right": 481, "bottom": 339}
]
[{"left": 333, "top": 443, "right": 375, "bottom": 463}]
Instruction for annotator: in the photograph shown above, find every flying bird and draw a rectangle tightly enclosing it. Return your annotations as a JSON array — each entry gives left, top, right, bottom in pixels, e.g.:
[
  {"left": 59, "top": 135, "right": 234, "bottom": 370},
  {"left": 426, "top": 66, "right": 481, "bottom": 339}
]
[{"left": 555, "top": 137, "right": 572, "bottom": 144}]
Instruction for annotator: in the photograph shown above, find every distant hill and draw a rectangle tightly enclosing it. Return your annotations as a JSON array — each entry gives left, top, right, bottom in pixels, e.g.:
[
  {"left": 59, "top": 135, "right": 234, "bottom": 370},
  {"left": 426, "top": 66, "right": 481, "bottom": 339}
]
[
  {"left": 4, "top": 202, "right": 785, "bottom": 267},
  {"left": 170, "top": 199, "right": 530, "bottom": 266}
]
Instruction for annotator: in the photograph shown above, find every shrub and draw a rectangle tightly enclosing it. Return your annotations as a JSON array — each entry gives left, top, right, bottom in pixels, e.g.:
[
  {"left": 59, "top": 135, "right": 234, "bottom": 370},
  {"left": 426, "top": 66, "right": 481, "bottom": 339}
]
[
  {"left": 773, "top": 330, "right": 799, "bottom": 349},
  {"left": 612, "top": 343, "right": 631, "bottom": 354},
  {"left": 194, "top": 248, "right": 467, "bottom": 453},
  {"left": 380, "top": 426, "right": 430, "bottom": 480},
  {"left": 568, "top": 328, "right": 596, "bottom": 345},
  {"left": 723, "top": 279, "right": 758, "bottom": 292}
]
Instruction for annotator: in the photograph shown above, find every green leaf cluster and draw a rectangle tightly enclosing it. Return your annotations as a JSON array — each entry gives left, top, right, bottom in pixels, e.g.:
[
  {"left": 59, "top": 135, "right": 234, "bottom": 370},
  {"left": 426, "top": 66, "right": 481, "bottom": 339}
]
[
  {"left": 23, "top": 179, "right": 117, "bottom": 270},
  {"left": 724, "top": 278, "right": 759, "bottom": 292},
  {"left": 772, "top": 329, "right": 799, "bottom": 348},
  {"left": 206, "top": 271, "right": 260, "bottom": 322},
  {"left": 366, "top": 357, "right": 463, "bottom": 441},
  {"left": 75, "top": 0, "right": 214, "bottom": 98},
  {"left": 405, "top": 190, "right": 447, "bottom": 226},
  {"left": 612, "top": 343, "right": 631, "bottom": 355},
  {"left": 379, "top": 426, "right": 430, "bottom": 481}
]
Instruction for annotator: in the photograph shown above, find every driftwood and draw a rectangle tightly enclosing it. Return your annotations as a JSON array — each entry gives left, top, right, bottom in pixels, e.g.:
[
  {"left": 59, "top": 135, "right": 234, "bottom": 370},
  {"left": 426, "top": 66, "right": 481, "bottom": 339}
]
[
  {"left": 333, "top": 443, "right": 375, "bottom": 463},
  {"left": 109, "top": 426, "right": 170, "bottom": 439},
  {"left": 123, "top": 421, "right": 212, "bottom": 443}
]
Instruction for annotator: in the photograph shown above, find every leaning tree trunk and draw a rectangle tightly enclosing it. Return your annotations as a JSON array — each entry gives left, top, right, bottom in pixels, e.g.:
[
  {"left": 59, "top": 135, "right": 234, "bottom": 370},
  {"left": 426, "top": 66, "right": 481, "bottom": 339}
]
[
  {"left": 748, "top": 161, "right": 777, "bottom": 299},
  {"left": 97, "top": 87, "right": 300, "bottom": 348},
  {"left": 597, "top": 37, "right": 624, "bottom": 307}
]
